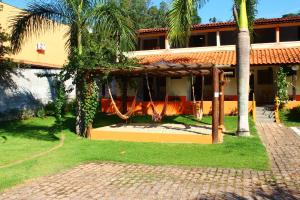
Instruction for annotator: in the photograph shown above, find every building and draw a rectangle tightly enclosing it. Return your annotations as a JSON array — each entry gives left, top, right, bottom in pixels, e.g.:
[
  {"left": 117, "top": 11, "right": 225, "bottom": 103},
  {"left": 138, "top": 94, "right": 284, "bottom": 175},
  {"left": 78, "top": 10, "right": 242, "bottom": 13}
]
[
  {"left": 0, "top": 2, "right": 71, "bottom": 117},
  {"left": 102, "top": 16, "right": 300, "bottom": 115}
]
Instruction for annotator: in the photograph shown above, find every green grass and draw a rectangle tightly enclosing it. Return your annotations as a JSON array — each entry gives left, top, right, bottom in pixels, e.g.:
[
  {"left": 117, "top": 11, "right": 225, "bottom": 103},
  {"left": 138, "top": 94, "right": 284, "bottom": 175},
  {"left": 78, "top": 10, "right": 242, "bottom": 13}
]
[
  {"left": 0, "top": 113, "right": 269, "bottom": 191},
  {"left": 280, "top": 107, "right": 300, "bottom": 127}
]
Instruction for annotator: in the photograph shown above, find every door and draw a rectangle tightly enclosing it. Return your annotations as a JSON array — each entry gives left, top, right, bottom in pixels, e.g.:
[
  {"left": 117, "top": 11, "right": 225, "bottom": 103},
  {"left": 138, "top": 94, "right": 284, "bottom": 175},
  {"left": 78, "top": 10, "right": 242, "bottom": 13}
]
[{"left": 255, "top": 67, "right": 276, "bottom": 105}]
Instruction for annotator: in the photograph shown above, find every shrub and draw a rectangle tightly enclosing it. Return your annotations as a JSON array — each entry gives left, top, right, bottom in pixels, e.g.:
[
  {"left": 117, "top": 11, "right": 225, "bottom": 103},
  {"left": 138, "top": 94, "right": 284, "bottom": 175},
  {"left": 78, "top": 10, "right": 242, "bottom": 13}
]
[
  {"left": 290, "top": 106, "right": 300, "bottom": 117},
  {"left": 64, "top": 99, "right": 76, "bottom": 115},
  {"left": 44, "top": 102, "right": 56, "bottom": 116},
  {"left": 36, "top": 107, "right": 46, "bottom": 118}
]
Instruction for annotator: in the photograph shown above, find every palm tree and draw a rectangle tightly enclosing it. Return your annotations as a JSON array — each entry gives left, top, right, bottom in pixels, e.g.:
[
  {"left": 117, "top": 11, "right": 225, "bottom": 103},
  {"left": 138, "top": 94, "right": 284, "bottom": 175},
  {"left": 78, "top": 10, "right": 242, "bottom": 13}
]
[
  {"left": 10, "top": 0, "right": 136, "bottom": 136},
  {"left": 168, "top": 0, "right": 257, "bottom": 137},
  {"left": 168, "top": 0, "right": 208, "bottom": 47},
  {"left": 233, "top": 0, "right": 257, "bottom": 136}
]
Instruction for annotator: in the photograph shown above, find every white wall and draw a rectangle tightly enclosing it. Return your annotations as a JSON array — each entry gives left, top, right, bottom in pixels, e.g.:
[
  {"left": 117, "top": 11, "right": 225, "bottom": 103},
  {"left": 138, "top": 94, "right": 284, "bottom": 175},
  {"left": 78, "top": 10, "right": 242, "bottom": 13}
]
[{"left": 0, "top": 68, "right": 75, "bottom": 113}]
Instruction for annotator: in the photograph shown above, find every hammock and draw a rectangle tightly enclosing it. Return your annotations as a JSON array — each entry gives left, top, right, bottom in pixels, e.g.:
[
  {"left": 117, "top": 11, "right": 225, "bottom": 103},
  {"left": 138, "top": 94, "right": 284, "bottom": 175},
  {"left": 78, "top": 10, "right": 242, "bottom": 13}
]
[
  {"left": 107, "top": 82, "right": 137, "bottom": 120},
  {"left": 191, "top": 75, "right": 204, "bottom": 120},
  {"left": 146, "top": 74, "right": 168, "bottom": 122}
]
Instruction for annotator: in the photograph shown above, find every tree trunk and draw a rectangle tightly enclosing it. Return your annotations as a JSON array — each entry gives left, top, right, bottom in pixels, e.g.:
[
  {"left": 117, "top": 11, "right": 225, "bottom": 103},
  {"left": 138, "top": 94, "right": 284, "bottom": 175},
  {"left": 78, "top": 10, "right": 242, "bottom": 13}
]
[
  {"left": 236, "top": 28, "right": 250, "bottom": 136},
  {"left": 75, "top": 78, "right": 84, "bottom": 135},
  {"left": 75, "top": 29, "right": 85, "bottom": 136}
]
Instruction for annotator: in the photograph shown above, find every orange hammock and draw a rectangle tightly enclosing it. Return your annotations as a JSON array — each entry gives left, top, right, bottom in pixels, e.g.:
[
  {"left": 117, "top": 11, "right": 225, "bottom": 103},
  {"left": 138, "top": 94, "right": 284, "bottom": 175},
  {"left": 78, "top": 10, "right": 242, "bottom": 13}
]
[
  {"left": 146, "top": 75, "right": 168, "bottom": 122},
  {"left": 191, "top": 75, "right": 204, "bottom": 120},
  {"left": 107, "top": 83, "right": 137, "bottom": 120}
]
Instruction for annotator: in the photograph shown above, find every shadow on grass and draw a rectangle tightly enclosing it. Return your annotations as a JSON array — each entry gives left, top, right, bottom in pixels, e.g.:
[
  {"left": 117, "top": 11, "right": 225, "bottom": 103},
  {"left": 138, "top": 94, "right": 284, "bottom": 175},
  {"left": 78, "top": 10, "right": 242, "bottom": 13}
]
[
  {"left": 0, "top": 120, "right": 59, "bottom": 141},
  {"left": 0, "top": 115, "right": 76, "bottom": 142}
]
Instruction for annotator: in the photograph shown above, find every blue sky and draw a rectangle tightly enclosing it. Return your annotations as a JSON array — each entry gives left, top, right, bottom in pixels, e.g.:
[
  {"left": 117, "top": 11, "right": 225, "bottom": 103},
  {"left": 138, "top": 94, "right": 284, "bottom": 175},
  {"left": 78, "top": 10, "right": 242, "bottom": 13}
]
[{"left": 4, "top": 0, "right": 300, "bottom": 23}]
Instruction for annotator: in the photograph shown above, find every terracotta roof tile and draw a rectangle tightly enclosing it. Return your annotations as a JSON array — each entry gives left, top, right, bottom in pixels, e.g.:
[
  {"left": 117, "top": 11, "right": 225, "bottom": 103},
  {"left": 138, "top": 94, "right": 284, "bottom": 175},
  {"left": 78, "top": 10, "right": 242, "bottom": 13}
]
[
  {"left": 139, "top": 16, "right": 300, "bottom": 34},
  {"left": 138, "top": 47, "right": 300, "bottom": 66}
]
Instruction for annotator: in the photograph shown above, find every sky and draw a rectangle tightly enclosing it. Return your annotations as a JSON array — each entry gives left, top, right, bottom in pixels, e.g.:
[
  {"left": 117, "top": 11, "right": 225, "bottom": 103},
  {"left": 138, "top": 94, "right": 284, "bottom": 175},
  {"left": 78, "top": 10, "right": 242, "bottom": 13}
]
[{"left": 4, "top": 0, "right": 300, "bottom": 23}]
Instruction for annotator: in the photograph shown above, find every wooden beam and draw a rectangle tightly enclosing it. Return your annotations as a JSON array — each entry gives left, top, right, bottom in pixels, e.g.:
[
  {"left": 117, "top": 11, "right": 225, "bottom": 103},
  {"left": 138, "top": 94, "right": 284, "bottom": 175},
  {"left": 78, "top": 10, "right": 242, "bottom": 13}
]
[
  {"left": 212, "top": 67, "right": 220, "bottom": 144},
  {"left": 219, "top": 72, "right": 225, "bottom": 132}
]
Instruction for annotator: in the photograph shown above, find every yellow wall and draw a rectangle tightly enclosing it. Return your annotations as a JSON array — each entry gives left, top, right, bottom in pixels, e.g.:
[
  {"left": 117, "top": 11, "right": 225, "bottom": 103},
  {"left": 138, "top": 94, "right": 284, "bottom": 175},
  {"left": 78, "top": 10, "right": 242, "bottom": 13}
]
[{"left": 0, "top": 2, "right": 68, "bottom": 67}]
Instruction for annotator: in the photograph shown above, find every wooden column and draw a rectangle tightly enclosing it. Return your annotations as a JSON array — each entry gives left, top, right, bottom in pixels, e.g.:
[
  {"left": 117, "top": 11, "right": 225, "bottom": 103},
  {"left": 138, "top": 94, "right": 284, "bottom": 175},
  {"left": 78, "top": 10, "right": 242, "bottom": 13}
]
[
  {"left": 219, "top": 72, "right": 225, "bottom": 131},
  {"left": 121, "top": 76, "right": 128, "bottom": 113},
  {"left": 212, "top": 67, "right": 220, "bottom": 144},
  {"left": 292, "top": 72, "right": 297, "bottom": 101}
]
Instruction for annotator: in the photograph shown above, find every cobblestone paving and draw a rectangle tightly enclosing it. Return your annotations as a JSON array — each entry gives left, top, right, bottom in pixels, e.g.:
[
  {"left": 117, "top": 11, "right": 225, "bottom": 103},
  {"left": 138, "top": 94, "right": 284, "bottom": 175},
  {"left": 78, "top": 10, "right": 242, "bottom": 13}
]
[{"left": 1, "top": 122, "right": 299, "bottom": 200}]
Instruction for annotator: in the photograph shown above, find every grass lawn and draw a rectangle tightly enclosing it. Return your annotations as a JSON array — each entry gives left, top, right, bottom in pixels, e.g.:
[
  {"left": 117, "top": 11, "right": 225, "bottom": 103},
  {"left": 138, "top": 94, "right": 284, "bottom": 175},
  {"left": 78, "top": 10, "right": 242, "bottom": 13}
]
[
  {"left": 280, "top": 107, "right": 300, "bottom": 127},
  {"left": 0, "top": 113, "right": 269, "bottom": 191}
]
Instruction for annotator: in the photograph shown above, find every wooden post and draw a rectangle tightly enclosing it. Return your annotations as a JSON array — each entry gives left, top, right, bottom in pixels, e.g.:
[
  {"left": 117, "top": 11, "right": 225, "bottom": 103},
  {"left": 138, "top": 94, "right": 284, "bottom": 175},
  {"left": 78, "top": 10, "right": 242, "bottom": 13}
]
[
  {"left": 121, "top": 76, "right": 128, "bottom": 113},
  {"left": 252, "top": 93, "right": 256, "bottom": 122},
  {"left": 292, "top": 73, "right": 297, "bottom": 101},
  {"left": 219, "top": 72, "right": 225, "bottom": 132},
  {"left": 87, "top": 123, "right": 92, "bottom": 139},
  {"left": 212, "top": 67, "right": 220, "bottom": 144}
]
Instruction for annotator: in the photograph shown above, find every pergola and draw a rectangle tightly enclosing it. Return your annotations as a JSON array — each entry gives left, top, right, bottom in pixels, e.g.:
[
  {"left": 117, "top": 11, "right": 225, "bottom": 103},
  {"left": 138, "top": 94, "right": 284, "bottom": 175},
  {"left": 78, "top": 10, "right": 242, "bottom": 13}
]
[{"left": 90, "top": 62, "right": 229, "bottom": 144}]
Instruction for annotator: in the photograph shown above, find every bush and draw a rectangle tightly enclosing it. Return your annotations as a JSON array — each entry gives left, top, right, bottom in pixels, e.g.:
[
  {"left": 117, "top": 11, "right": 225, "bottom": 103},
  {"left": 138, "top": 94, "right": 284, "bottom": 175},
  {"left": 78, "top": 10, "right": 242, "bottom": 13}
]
[
  {"left": 64, "top": 99, "right": 76, "bottom": 115},
  {"left": 36, "top": 107, "right": 46, "bottom": 118},
  {"left": 290, "top": 106, "right": 300, "bottom": 116},
  {"left": 44, "top": 102, "right": 56, "bottom": 116}
]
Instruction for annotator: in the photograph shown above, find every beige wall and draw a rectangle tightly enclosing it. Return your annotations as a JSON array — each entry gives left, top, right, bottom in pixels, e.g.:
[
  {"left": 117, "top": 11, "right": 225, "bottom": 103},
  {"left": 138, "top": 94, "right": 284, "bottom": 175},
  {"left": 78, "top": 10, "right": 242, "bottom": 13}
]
[
  {"left": 0, "top": 2, "right": 68, "bottom": 67},
  {"left": 167, "top": 77, "right": 191, "bottom": 99}
]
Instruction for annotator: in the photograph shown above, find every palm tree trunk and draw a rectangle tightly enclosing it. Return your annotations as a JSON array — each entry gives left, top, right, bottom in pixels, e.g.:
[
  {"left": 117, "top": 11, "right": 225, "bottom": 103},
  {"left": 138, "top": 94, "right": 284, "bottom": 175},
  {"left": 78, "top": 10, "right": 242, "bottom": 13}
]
[
  {"left": 75, "top": 30, "right": 84, "bottom": 136},
  {"left": 236, "top": 28, "right": 250, "bottom": 136}
]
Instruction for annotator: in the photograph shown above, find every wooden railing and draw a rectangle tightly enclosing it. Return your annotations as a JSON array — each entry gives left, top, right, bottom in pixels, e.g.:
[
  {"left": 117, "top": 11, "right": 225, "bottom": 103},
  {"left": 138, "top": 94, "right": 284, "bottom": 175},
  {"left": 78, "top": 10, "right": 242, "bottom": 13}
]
[
  {"left": 274, "top": 96, "right": 281, "bottom": 123},
  {"left": 252, "top": 93, "right": 256, "bottom": 122}
]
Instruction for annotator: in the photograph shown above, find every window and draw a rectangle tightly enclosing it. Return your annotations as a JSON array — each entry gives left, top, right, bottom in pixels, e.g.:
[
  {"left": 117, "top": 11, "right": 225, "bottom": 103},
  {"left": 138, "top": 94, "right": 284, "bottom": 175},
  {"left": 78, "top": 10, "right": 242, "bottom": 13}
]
[
  {"left": 142, "top": 38, "right": 159, "bottom": 50},
  {"left": 257, "top": 68, "right": 273, "bottom": 85},
  {"left": 141, "top": 36, "right": 165, "bottom": 50},
  {"left": 280, "top": 26, "right": 300, "bottom": 42},
  {"left": 207, "top": 32, "right": 217, "bottom": 46},
  {"left": 220, "top": 31, "right": 236, "bottom": 45},
  {"left": 189, "top": 35, "right": 206, "bottom": 47},
  {"left": 254, "top": 28, "right": 276, "bottom": 43}
]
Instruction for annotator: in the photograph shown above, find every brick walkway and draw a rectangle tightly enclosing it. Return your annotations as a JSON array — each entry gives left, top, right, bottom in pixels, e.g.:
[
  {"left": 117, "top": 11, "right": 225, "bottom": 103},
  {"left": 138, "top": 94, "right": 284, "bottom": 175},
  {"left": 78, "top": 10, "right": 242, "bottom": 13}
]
[{"left": 0, "top": 122, "right": 299, "bottom": 200}]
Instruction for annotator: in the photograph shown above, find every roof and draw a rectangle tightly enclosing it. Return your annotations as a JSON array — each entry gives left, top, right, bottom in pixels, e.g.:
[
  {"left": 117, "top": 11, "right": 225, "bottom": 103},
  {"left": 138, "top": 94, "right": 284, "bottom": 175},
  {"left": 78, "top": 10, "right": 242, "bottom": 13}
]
[
  {"left": 138, "top": 47, "right": 300, "bottom": 66},
  {"left": 139, "top": 16, "right": 300, "bottom": 34}
]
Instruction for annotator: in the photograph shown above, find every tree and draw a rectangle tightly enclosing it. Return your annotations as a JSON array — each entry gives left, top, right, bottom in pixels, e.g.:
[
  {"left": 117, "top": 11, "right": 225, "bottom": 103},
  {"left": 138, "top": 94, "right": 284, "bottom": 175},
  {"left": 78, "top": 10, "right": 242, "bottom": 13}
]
[
  {"left": 119, "top": 0, "right": 201, "bottom": 29},
  {"left": 233, "top": 0, "right": 257, "bottom": 137},
  {"left": 167, "top": 0, "right": 208, "bottom": 48},
  {"left": 209, "top": 17, "right": 217, "bottom": 23},
  {"left": 282, "top": 11, "right": 300, "bottom": 18},
  {"left": 10, "top": 0, "right": 136, "bottom": 136}
]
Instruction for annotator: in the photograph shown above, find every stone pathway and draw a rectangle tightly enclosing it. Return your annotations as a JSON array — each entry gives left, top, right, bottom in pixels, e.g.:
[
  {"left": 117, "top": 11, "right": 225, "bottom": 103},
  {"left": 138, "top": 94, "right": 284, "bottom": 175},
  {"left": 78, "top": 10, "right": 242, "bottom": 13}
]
[{"left": 0, "top": 122, "right": 299, "bottom": 200}]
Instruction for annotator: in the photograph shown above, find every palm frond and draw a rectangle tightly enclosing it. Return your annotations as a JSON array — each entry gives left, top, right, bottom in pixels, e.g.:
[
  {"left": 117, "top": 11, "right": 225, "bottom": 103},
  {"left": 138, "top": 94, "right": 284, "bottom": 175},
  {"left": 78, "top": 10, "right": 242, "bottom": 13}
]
[
  {"left": 233, "top": 0, "right": 258, "bottom": 31},
  {"left": 9, "top": 1, "right": 70, "bottom": 53},
  {"left": 92, "top": 2, "right": 136, "bottom": 52},
  {"left": 167, "top": 0, "right": 208, "bottom": 48}
]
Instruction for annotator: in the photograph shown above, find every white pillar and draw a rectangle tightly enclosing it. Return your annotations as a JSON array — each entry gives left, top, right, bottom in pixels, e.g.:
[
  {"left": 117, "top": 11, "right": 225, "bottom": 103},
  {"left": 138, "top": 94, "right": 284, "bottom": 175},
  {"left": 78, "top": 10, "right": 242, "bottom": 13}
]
[
  {"left": 216, "top": 31, "right": 221, "bottom": 47},
  {"left": 276, "top": 27, "right": 280, "bottom": 43},
  {"left": 165, "top": 38, "right": 170, "bottom": 50}
]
